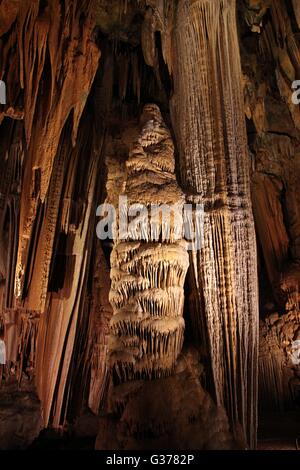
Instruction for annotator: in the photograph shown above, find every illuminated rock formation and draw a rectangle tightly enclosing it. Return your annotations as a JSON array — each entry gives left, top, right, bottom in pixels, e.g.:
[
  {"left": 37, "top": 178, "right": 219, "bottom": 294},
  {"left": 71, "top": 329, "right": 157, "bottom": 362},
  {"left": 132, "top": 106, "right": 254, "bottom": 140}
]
[
  {"left": 241, "top": 0, "right": 300, "bottom": 420},
  {"left": 168, "top": 0, "right": 259, "bottom": 448},
  {"left": 259, "top": 310, "right": 300, "bottom": 411},
  {"left": 0, "top": 0, "right": 101, "bottom": 427},
  {"left": 108, "top": 104, "right": 189, "bottom": 381}
]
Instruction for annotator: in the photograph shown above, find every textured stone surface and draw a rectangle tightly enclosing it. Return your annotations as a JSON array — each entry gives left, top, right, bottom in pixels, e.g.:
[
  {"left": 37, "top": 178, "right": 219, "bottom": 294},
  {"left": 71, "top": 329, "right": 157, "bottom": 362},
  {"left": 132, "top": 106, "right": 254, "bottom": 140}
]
[
  {"left": 108, "top": 104, "right": 189, "bottom": 382},
  {"left": 259, "top": 310, "right": 300, "bottom": 411},
  {"left": 0, "top": 380, "right": 42, "bottom": 449},
  {"left": 96, "top": 348, "right": 237, "bottom": 450},
  {"left": 169, "top": 0, "right": 259, "bottom": 448},
  {"left": 240, "top": 0, "right": 300, "bottom": 417}
]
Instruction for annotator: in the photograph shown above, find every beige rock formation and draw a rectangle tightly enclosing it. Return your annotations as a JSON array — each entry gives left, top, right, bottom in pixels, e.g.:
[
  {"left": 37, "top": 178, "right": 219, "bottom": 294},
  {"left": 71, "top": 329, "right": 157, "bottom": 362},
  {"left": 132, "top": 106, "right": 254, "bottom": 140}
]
[
  {"left": 108, "top": 104, "right": 189, "bottom": 382},
  {"left": 169, "top": 0, "right": 259, "bottom": 448}
]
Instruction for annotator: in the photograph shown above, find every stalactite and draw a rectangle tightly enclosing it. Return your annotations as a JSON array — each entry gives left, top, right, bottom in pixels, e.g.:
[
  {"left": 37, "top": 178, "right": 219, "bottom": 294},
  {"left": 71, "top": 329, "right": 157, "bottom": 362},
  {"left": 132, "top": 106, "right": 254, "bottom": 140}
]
[
  {"left": 259, "top": 310, "right": 300, "bottom": 411},
  {"left": 240, "top": 0, "right": 300, "bottom": 425},
  {"left": 292, "top": 0, "right": 300, "bottom": 29},
  {"left": 170, "top": 0, "right": 259, "bottom": 448},
  {"left": 95, "top": 104, "right": 235, "bottom": 450},
  {"left": 0, "top": 7, "right": 102, "bottom": 424},
  {"left": 251, "top": 134, "right": 296, "bottom": 301},
  {"left": 7, "top": 0, "right": 101, "bottom": 312},
  {"left": 256, "top": 0, "right": 300, "bottom": 132},
  {"left": 88, "top": 243, "right": 113, "bottom": 415},
  {"left": 141, "top": 7, "right": 157, "bottom": 67},
  {"left": 17, "top": 310, "right": 40, "bottom": 382},
  {"left": 34, "top": 115, "right": 101, "bottom": 427}
]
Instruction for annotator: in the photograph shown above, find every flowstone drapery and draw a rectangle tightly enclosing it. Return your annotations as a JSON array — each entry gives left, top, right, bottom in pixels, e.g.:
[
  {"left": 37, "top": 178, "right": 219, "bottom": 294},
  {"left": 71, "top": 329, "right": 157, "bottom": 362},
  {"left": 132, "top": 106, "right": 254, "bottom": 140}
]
[{"left": 169, "top": 0, "right": 259, "bottom": 448}]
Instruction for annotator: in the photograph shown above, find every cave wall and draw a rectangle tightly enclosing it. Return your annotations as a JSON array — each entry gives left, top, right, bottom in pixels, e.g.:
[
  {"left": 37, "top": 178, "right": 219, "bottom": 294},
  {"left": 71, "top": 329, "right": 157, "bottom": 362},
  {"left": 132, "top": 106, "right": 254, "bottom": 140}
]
[
  {"left": 239, "top": 0, "right": 300, "bottom": 412},
  {"left": 0, "top": 0, "right": 102, "bottom": 427},
  {"left": 170, "top": 0, "right": 259, "bottom": 448}
]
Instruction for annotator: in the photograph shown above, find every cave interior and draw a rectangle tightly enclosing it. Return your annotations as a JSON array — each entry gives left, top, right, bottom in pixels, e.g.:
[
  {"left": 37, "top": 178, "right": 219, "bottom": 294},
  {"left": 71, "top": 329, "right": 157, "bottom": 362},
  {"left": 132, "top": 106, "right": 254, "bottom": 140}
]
[{"left": 0, "top": 0, "right": 300, "bottom": 451}]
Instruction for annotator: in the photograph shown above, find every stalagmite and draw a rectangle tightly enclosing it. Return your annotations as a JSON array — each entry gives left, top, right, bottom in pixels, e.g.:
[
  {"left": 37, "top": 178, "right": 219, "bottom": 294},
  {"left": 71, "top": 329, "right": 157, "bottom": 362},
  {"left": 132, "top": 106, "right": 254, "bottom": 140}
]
[
  {"left": 108, "top": 103, "right": 189, "bottom": 381},
  {"left": 169, "top": 0, "right": 259, "bottom": 447},
  {"left": 96, "top": 103, "right": 236, "bottom": 450}
]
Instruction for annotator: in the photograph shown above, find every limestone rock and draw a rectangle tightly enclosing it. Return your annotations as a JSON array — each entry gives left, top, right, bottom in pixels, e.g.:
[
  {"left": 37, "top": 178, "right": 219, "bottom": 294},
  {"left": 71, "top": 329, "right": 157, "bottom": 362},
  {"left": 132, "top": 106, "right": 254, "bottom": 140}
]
[
  {"left": 170, "top": 0, "right": 259, "bottom": 448},
  {"left": 108, "top": 104, "right": 189, "bottom": 382},
  {"left": 96, "top": 348, "right": 237, "bottom": 450},
  {"left": 0, "top": 380, "right": 42, "bottom": 450}
]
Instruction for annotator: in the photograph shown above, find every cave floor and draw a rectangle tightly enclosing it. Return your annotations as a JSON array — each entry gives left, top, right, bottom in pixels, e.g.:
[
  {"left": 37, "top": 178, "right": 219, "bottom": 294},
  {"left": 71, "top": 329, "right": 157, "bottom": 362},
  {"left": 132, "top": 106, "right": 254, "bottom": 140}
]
[
  {"left": 25, "top": 410, "right": 300, "bottom": 450},
  {"left": 258, "top": 411, "right": 300, "bottom": 450},
  {"left": 2, "top": 377, "right": 300, "bottom": 450},
  {"left": 0, "top": 376, "right": 42, "bottom": 449}
]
